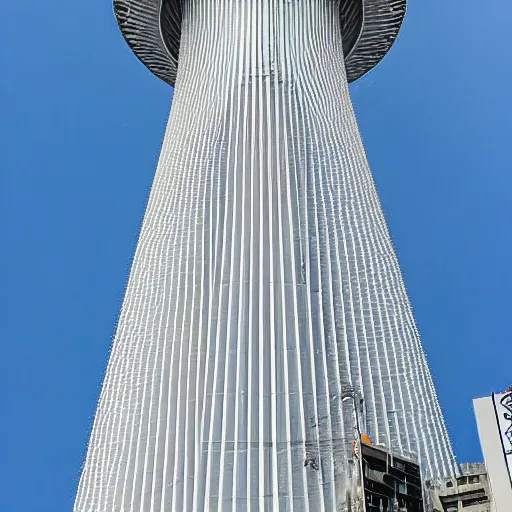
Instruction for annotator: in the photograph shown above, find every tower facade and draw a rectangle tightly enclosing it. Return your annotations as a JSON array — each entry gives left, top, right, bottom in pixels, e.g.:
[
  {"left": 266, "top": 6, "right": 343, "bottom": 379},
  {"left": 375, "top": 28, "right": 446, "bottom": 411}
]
[{"left": 76, "top": 0, "right": 457, "bottom": 510}]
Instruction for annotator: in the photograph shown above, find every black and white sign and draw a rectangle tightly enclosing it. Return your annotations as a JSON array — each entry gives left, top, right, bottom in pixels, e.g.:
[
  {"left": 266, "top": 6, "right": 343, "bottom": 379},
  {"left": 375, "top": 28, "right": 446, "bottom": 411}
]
[{"left": 493, "top": 391, "right": 512, "bottom": 485}]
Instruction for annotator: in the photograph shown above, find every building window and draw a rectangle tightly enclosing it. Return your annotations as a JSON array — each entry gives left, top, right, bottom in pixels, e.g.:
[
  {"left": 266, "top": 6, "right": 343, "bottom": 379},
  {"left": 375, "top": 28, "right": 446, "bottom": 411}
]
[
  {"left": 446, "top": 481, "right": 454, "bottom": 488},
  {"left": 462, "top": 497, "right": 489, "bottom": 507}
]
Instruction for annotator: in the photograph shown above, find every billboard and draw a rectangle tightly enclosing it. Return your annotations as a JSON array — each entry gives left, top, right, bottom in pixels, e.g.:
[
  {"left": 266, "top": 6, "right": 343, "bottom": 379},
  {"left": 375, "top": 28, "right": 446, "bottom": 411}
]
[{"left": 492, "top": 391, "right": 512, "bottom": 486}]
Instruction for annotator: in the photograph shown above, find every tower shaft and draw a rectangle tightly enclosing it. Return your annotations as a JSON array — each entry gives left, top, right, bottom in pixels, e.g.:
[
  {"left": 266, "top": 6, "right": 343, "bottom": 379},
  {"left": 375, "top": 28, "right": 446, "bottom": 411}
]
[{"left": 76, "top": 0, "right": 455, "bottom": 510}]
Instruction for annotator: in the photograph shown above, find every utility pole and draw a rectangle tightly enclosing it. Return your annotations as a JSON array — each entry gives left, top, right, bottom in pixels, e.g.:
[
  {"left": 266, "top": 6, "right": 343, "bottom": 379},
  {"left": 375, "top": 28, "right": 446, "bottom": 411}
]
[{"left": 342, "top": 385, "right": 366, "bottom": 512}]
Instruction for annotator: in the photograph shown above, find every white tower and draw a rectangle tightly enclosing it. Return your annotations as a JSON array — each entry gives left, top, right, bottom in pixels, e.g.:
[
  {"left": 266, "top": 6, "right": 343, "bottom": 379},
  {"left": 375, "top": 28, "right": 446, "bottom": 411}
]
[{"left": 75, "top": 0, "right": 457, "bottom": 509}]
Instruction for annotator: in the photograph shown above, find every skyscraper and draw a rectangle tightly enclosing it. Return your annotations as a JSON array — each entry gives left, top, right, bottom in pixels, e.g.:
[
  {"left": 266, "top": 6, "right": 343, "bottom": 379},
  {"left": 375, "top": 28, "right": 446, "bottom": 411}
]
[{"left": 76, "top": 0, "right": 457, "bottom": 510}]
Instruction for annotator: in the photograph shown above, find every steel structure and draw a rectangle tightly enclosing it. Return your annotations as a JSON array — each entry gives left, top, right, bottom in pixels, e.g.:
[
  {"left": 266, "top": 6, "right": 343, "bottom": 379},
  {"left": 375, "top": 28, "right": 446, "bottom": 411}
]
[{"left": 75, "top": 0, "right": 457, "bottom": 510}]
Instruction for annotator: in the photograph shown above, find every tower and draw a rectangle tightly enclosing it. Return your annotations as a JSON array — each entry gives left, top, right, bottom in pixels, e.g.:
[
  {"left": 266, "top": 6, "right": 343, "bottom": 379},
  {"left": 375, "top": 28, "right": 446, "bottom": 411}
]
[{"left": 75, "top": 0, "right": 457, "bottom": 510}]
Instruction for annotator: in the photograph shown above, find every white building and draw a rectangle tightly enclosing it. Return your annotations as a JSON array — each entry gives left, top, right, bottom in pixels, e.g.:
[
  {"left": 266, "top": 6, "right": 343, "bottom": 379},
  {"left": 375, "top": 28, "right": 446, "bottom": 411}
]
[
  {"left": 75, "top": 0, "right": 458, "bottom": 510},
  {"left": 474, "top": 389, "right": 512, "bottom": 511}
]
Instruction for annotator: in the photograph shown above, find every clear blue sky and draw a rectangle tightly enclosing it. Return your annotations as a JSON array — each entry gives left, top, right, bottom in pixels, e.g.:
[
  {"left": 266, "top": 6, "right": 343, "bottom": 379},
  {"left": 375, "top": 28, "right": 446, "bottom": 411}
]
[{"left": 3, "top": 1, "right": 511, "bottom": 510}]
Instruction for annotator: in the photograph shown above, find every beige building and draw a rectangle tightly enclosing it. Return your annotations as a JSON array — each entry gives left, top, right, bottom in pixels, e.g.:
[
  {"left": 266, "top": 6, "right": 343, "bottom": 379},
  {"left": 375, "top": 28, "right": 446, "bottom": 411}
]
[
  {"left": 426, "top": 463, "right": 494, "bottom": 512},
  {"left": 423, "top": 388, "right": 512, "bottom": 512}
]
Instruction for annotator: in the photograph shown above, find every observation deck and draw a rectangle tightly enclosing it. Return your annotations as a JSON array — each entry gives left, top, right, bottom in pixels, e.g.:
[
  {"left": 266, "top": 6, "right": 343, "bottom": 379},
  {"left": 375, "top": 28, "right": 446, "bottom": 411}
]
[{"left": 113, "top": 0, "right": 406, "bottom": 86}]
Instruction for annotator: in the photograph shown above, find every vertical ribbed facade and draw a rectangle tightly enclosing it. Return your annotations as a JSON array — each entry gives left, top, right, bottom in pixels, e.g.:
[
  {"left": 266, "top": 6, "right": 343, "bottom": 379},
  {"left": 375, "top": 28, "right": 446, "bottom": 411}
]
[{"left": 76, "top": 0, "right": 456, "bottom": 510}]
